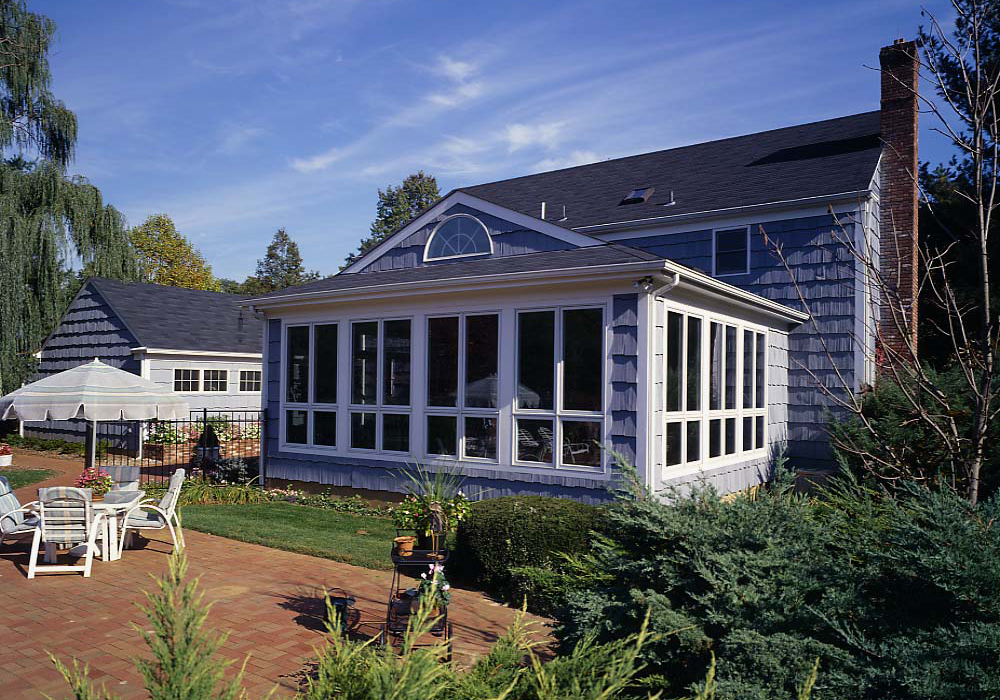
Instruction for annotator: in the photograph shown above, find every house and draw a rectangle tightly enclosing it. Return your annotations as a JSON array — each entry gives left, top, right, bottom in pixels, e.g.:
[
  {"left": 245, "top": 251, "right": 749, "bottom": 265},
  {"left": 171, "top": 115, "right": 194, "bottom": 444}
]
[
  {"left": 23, "top": 277, "right": 264, "bottom": 440},
  {"left": 243, "top": 41, "right": 918, "bottom": 501}
]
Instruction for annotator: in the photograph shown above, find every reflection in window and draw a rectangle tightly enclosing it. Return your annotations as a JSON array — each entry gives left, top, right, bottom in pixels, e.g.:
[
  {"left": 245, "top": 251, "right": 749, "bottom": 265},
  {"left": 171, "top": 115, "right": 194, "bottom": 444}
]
[
  {"left": 709, "top": 323, "right": 722, "bottom": 410},
  {"left": 464, "top": 417, "right": 497, "bottom": 459},
  {"left": 743, "top": 416, "right": 753, "bottom": 452},
  {"left": 352, "top": 322, "right": 378, "bottom": 405},
  {"left": 743, "top": 329, "right": 754, "bottom": 409},
  {"left": 517, "top": 419, "right": 553, "bottom": 463},
  {"left": 562, "top": 420, "right": 601, "bottom": 467},
  {"left": 709, "top": 419, "right": 721, "bottom": 458},
  {"left": 314, "top": 411, "right": 337, "bottom": 446},
  {"left": 465, "top": 314, "right": 499, "bottom": 408},
  {"left": 382, "top": 413, "right": 409, "bottom": 452},
  {"left": 725, "top": 325, "right": 736, "bottom": 410},
  {"left": 666, "top": 312, "right": 682, "bottom": 412},
  {"left": 666, "top": 421, "right": 682, "bottom": 466},
  {"left": 517, "top": 311, "right": 554, "bottom": 409},
  {"left": 286, "top": 410, "right": 307, "bottom": 444},
  {"left": 725, "top": 417, "right": 736, "bottom": 455},
  {"left": 686, "top": 317, "right": 702, "bottom": 410},
  {"left": 687, "top": 421, "right": 700, "bottom": 462},
  {"left": 427, "top": 317, "right": 458, "bottom": 407},
  {"left": 563, "top": 308, "right": 603, "bottom": 411},
  {"left": 383, "top": 320, "right": 411, "bottom": 406},
  {"left": 286, "top": 326, "right": 309, "bottom": 402},
  {"left": 351, "top": 412, "right": 376, "bottom": 449},
  {"left": 315, "top": 324, "right": 338, "bottom": 404},
  {"left": 427, "top": 415, "right": 457, "bottom": 455},
  {"left": 755, "top": 334, "right": 766, "bottom": 409}
]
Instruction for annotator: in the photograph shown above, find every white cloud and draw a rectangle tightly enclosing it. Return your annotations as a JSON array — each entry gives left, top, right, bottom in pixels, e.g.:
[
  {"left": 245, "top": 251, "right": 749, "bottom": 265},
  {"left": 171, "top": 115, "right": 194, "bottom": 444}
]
[
  {"left": 425, "top": 54, "right": 484, "bottom": 108},
  {"left": 504, "top": 121, "right": 567, "bottom": 152},
  {"left": 532, "top": 149, "right": 601, "bottom": 172},
  {"left": 435, "top": 56, "right": 476, "bottom": 82},
  {"left": 216, "top": 124, "right": 266, "bottom": 154}
]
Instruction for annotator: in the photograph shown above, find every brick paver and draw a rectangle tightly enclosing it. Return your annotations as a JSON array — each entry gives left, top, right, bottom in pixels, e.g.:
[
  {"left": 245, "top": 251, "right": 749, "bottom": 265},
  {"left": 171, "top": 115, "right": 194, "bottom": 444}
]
[{"left": 1, "top": 454, "right": 553, "bottom": 699}]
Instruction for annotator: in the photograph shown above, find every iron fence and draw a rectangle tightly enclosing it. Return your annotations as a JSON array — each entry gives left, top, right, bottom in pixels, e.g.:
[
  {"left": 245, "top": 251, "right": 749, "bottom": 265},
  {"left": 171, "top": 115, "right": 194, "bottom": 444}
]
[{"left": 97, "top": 409, "right": 264, "bottom": 486}]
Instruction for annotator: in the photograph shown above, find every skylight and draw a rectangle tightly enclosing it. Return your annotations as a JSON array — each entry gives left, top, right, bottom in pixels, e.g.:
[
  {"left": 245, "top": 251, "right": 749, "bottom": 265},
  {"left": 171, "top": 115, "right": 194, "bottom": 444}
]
[{"left": 620, "top": 186, "right": 654, "bottom": 205}]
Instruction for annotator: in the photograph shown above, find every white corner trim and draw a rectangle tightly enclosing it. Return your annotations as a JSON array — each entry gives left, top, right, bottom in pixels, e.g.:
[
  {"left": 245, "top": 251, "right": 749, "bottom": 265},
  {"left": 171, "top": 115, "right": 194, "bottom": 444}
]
[
  {"left": 340, "top": 190, "right": 603, "bottom": 274},
  {"left": 130, "top": 347, "right": 263, "bottom": 359}
]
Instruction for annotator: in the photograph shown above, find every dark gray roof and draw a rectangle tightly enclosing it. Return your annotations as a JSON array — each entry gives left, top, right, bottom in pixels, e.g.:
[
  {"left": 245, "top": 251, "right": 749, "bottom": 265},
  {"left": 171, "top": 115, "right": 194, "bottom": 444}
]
[
  {"left": 89, "top": 278, "right": 263, "bottom": 354},
  {"left": 246, "top": 244, "right": 663, "bottom": 301},
  {"left": 460, "top": 112, "right": 881, "bottom": 230}
]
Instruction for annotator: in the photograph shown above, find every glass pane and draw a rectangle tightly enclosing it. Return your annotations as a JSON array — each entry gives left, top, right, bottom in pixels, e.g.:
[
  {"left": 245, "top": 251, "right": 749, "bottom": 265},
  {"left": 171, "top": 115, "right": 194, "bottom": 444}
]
[
  {"left": 350, "top": 412, "right": 376, "bottom": 449},
  {"left": 686, "top": 317, "right": 701, "bottom": 411},
  {"left": 315, "top": 324, "right": 338, "bottom": 404},
  {"left": 286, "top": 326, "right": 309, "bottom": 403},
  {"left": 666, "top": 421, "right": 682, "bottom": 467},
  {"left": 755, "top": 415, "right": 765, "bottom": 450},
  {"left": 725, "top": 325, "right": 736, "bottom": 410},
  {"left": 686, "top": 421, "right": 700, "bottom": 462},
  {"left": 517, "top": 418, "right": 553, "bottom": 463},
  {"left": 427, "top": 415, "right": 457, "bottom": 456},
  {"left": 710, "top": 323, "right": 722, "bottom": 410},
  {"left": 562, "top": 420, "right": 601, "bottom": 467},
  {"left": 755, "top": 333, "right": 766, "bottom": 409},
  {"left": 709, "top": 419, "right": 721, "bottom": 458},
  {"left": 464, "top": 416, "right": 497, "bottom": 459},
  {"left": 286, "top": 410, "right": 307, "bottom": 444},
  {"left": 314, "top": 411, "right": 337, "bottom": 446},
  {"left": 382, "top": 413, "right": 409, "bottom": 452},
  {"left": 725, "top": 417, "right": 736, "bottom": 455},
  {"left": 743, "top": 329, "right": 753, "bottom": 409},
  {"left": 428, "top": 317, "right": 459, "bottom": 407},
  {"left": 563, "top": 308, "right": 603, "bottom": 411},
  {"left": 517, "top": 311, "right": 554, "bottom": 409},
  {"left": 174, "top": 369, "right": 199, "bottom": 392},
  {"left": 240, "top": 370, "right": 261, "bottom": 393},
  {"left": 426, "top": 215, "right": 491, "bottom": 259},
  {"left": 203, "top": 370, "right": 227, "bottom": 391},
  {"left": 666, "top": 312, "right": 682, "bottom": 412},
  {"left": 351, "top": 322, "right": 378, "bottom": 405},
  {"left": 383, "top": 320, "right": 411, "bottom": 406},
  {"left": 465, "top": 314, "right": 499, "bottom": 408},
  {"left": 743, "top": 416, "right": 752, "bottom": 453},
  {"left": 715, "top": 228, "right": 747, "bottom": 275}
]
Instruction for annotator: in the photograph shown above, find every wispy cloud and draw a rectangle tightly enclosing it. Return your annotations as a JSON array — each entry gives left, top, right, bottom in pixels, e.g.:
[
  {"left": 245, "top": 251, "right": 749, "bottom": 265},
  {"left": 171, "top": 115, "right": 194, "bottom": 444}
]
[
  {"left": 532, "top": 149, "right": 601, "bottom": 172},
  {"left": 426, "top": 54, "right": 484, "bottom": 108},
  {"left": 504, "top": 121, "right": 567, "bottom": 152},
  {"left": 216, "top": 124, "right": 267, "bottom": 154}
]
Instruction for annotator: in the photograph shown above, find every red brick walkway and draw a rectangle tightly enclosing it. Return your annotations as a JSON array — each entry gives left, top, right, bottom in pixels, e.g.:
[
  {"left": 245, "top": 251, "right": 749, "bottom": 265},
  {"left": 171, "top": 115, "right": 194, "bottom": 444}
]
[{"left": 1, "top": 454, "right": 552, "bottom": 699}]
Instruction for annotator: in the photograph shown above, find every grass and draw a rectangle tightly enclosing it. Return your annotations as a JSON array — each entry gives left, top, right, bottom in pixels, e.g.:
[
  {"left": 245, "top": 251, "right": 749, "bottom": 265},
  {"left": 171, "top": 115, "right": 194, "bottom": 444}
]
[
  {"left": 179, "top": 501, "right": 398, "bottom": 570},
  {"left": 0, "top": 468, "right": 58, "bottom": 490}
]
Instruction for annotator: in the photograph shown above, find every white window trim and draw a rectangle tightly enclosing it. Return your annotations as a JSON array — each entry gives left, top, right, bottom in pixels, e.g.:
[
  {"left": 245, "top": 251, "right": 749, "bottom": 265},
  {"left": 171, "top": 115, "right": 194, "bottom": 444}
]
[
  {"left": 347, "top": 317, "right": 413, "bottom": 455},
  {"left": 238, "top": 370, "right": 263, "bottom": 394},
  {"left": 203, "top": 369, "right": 229, "bottom": 392},
  {"left": 422, "top": 213, "right": 494, "bottom": 263},
  {"left": 282, "top": 322, "right": 341, "bottom": 450},
  {"left": 711, "top": 225, "right": 751, "bottom": 277},
  {"left": 660, "top": 298, "right": 768, "bottom": 478},
  {"left": 172, "top": 368, "right": 202, "bottom": 393}
]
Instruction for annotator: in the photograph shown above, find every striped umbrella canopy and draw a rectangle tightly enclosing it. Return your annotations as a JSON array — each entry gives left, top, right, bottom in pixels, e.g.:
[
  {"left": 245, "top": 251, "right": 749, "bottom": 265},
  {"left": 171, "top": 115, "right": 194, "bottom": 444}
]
[{"left": 0, "top": 359, "right": 189, "bottom": 422}]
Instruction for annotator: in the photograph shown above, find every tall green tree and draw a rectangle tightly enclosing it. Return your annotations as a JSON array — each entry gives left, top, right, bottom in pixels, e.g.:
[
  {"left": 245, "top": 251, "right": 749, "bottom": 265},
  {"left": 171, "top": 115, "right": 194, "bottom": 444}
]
[
  {"left": 344, "top": 171, "right": 440, "bottom": 267},
  {"left": 0, "top": 1, "right": 136, "bottom": 395},
  {"left": 129, "top": 214, "right": 220, "bottom": 291},
  {"left": 245, "top": 228, "right": 319, "bottom": 294}
]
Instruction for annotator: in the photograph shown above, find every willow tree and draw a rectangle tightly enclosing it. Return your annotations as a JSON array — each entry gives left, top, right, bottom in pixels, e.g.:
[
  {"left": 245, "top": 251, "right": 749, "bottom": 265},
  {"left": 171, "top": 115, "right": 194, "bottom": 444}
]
[{"left": 0, "top": 1, "right": 136, "bottom": 395}]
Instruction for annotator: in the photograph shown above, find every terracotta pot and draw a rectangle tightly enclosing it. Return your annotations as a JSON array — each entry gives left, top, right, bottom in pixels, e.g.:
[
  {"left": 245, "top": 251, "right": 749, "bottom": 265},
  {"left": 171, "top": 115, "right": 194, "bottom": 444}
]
[{"left": 394, "top": 535, "right": 417, "bottom": 557}]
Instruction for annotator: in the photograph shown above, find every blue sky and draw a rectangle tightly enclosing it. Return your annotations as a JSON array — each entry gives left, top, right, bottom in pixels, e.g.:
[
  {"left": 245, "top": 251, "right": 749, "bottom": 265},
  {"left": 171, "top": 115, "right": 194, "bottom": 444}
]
[{"left": 35, "top": 0, "right": 952, "bottom": 279}]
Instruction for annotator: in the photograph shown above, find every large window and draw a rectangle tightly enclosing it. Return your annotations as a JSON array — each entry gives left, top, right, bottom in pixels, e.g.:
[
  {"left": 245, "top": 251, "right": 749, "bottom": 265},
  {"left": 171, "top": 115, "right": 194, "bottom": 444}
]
[
  {"left": 349, "top": 319, "right": 412, "bottom": 453},
  {"left": 663, "top": 304, "right": 766, "bottom": 470},
  {"left": 425, "top": 313, "right": 499, "bottom": 461},
  {"left": 284, "top": 323, "right": 340, "bottom": 449},
  {"left": 515, "top": 306, "right": 604, "bottom": 469}
]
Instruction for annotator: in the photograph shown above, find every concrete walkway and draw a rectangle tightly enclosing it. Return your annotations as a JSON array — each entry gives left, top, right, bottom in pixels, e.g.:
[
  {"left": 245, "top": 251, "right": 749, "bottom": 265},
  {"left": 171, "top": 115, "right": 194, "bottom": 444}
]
[{"left": 1, "top": 453, "right": 552, "bottom": 699}]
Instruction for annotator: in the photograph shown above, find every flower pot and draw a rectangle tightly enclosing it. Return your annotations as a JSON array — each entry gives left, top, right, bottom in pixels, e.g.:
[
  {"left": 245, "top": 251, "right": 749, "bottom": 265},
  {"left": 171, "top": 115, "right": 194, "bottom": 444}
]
[
  {"left": 0, "top": 454, "right": 11, "bottom": 467},
  {"left": 394, "top": 536, "right": 417, "bottom": 557}
]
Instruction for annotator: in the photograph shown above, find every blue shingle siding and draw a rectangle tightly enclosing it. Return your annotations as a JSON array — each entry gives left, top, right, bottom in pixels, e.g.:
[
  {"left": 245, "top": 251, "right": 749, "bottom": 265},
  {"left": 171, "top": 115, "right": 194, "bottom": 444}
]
[
  {"left": 265, "top": 318, "right": 281, "bottom": 463},
  {"left": 358, "top": 203, "right": 574, "bottom": 273},
  {"left": 610, "top": 294, "right": 639, "bottom": 469},
  {"left": 621, "top": 211, "right": 862, "bottom": 469}
]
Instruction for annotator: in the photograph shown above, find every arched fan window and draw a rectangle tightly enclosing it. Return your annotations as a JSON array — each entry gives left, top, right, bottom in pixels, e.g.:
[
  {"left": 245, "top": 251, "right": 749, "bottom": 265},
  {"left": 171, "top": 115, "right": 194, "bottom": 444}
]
[{"left": 423, "top": 214, "right": 493, "bottom": 261}]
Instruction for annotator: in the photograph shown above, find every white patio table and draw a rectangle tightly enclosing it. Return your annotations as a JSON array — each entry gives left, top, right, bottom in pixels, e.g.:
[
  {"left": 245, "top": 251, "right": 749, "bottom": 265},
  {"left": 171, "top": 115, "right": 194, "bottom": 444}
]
[{"left": 93, "top": 490, "right": 145, "bottom": 562}]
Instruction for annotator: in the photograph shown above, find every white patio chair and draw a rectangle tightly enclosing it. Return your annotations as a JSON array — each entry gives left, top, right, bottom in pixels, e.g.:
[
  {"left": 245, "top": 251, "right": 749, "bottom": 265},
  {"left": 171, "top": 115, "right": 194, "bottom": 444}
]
[
  {"left": 28, "top": 486, "right": 106, "bottom": 578},
  {"left": 0, "top": 475, "right": 39, "bottom": 546},
  {"left": 119, "top": 468, "right": 185, "bottom": 557},
  {"left": 104, "top": 465, "right": 141, "bottom": 492}
]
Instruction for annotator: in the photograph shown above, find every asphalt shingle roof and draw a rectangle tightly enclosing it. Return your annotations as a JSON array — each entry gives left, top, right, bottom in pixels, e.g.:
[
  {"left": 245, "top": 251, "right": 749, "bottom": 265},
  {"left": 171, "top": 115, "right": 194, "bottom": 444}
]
[
  {"left": 246, "top": 244, "right": 663, "bottom": 301},
  {"left": 459, "top": 112, "right": 882, "bottom": 230},
  {"left": 89, "top": 278, "right": 264, "bottom": 354}
]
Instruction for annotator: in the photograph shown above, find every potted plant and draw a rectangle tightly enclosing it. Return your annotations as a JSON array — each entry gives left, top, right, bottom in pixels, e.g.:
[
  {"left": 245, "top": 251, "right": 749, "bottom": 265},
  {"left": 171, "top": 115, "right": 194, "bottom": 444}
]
[
  {"left": 397, "top": 465, "right": 471, "bottom": 550},
  {"left": 0, "top": 443, "right": 11, "bottom": 467},
  {"left": 414, "top": 563, "right": 451, "bottom": 617},
  {"left": 75, "top": 467, "right": 114, "bottom": 498}
]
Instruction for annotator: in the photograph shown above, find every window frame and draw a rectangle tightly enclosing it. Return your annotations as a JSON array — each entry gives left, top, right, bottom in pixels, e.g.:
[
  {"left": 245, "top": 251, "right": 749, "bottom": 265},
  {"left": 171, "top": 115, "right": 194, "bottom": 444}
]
[
  {"left": 172, "top": 368, "right": 201, "bottom": 393},
  {"left": 238, "top": 369, "right": 262, "bottom": 394},
  {"left": 347, "top": 317, "right": 413, "bottom": 456},
  {"left": 661, "top": 299, "right": 768, "bottom": 475},
  {"left": 202, "top": 369, "right": 229, "bottom": 392},
  {"left": 422, "top": 213, "right": 494, "bottom": 263},
  {"left": 281, "top": 322, "right": 342, "bottom": 452},
  {"left": 712, "top": 225, "right": 751, "bottom": 277}
]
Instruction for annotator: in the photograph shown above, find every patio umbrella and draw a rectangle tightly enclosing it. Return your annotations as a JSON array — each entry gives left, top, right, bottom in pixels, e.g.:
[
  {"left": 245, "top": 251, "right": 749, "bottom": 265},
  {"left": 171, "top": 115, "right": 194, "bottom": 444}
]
[{"left": 0, "top": 359, "right": 189, "bottom": 469}]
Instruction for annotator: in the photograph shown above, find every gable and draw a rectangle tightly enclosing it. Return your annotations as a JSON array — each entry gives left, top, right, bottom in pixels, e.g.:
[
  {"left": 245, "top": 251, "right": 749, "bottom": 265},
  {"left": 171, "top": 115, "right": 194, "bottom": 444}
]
[{"left": 358, "top": 203, "right": 576, "bottom": 273}]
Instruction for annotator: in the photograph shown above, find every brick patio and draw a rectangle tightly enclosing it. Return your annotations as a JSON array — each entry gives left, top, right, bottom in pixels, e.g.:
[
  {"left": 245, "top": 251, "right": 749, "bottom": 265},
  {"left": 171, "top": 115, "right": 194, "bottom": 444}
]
[{"left": 1, "top": 454, "right": 552, "bottom": 699}]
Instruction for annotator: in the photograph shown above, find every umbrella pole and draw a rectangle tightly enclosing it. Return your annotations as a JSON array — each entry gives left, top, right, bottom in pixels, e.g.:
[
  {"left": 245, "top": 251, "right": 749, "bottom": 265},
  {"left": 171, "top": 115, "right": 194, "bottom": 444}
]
[{"left": 85, "top": 420, "right": 97, "bottom": 471}]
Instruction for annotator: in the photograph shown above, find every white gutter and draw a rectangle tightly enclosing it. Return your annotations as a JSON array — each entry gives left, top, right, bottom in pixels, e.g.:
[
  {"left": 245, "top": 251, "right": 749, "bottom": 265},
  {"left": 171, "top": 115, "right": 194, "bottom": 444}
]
[
  {"left": 573, "top": 190, "right": 871, "bottom": 233},
  {"left": 130, "top": 347, "right": 263, "bottom": 359}
]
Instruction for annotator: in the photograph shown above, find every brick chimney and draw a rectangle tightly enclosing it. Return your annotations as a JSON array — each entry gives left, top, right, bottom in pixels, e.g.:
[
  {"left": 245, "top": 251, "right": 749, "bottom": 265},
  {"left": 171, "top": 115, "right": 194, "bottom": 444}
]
[{"left": 878, "top": 39, "right": 920, "bottom": 361}]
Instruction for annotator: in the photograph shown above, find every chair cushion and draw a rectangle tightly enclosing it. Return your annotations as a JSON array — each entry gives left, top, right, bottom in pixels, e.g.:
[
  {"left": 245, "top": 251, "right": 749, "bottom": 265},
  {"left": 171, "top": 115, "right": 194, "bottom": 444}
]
[
  {"left": 127, "top": 510, "right": 164, "bottom": 529},
  {"left": 103, "top": 490, "right": 143, "bottom": 505},
  {"left": 0, "top": 491, "right": 24, "bottom": 531},
  {"left": 2, "top": 514, "right": 37, "bottom": 535}
]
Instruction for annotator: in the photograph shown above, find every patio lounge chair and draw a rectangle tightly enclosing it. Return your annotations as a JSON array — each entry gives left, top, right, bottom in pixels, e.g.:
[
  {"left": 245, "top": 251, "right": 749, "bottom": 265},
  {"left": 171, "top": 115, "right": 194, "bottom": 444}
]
[
  {"left": 0, "top": 476, "right": 39, "bottom": 546},
  {"left": 118, "top": 468, "right": 185, "bottom": 557},
  {"left": 28, "top": 487, "right": 106, "bottom": 578},
  {"left": 105, "top": 465, "right": 141, "bottom": 491}
]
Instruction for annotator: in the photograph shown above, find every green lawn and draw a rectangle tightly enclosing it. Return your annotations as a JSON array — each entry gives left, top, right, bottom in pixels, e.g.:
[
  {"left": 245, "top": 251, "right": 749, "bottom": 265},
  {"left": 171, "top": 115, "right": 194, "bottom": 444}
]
[
  {"left": 0, "top": 468, "right": 57, "bottom": 490},
  {"left": 179, "top": 501, "right": 398, "bottom": 570}
]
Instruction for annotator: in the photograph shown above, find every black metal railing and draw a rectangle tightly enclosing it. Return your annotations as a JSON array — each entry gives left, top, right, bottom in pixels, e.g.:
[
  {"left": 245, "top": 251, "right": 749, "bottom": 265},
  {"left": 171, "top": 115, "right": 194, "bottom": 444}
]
[{"left": 97, "top": 409, "right": 263, "bottom": 485}]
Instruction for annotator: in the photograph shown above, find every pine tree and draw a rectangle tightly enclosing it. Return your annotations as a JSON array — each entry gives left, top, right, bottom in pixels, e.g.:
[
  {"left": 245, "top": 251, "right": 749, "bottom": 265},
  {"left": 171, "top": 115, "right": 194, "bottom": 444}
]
[
  {"left": 344, "top": 171, "right": 441, "bottom": 268},
  {"left": 0, "top": 1, "right": 137, "bottom": 395},
  {"left": 130, "top": 214, "right": 220, "bottom": 291},
  {"left": 249, "top": 228, "right": 320, "bottom": 293}
]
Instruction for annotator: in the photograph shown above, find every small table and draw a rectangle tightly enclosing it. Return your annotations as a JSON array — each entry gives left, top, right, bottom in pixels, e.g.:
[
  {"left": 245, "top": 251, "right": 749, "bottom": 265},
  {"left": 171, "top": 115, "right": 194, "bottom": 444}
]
[{"left": 93, "top": 490, "right": 145, "bottom": 562}]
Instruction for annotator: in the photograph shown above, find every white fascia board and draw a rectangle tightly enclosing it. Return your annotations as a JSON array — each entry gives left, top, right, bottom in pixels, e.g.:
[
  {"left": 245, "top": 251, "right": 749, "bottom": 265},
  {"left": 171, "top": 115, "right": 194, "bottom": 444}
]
[
  {"left": 130, "top": 347, "right": 262, "bottom": 359},
  {"left": 244, "top": 260, "right": 669, "bottom": 311},
  {"left": 340, "top": 190, "right": 603, "bottom": 274},
  {"left": 575, "top": 190, "right": 872, "bottom": 237}
]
